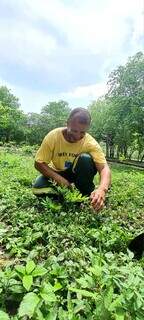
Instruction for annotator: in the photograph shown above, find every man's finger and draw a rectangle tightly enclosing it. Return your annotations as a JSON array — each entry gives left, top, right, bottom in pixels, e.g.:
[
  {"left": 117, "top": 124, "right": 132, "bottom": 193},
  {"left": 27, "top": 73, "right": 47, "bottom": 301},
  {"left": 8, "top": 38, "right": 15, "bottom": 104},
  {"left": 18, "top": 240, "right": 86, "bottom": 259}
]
[
  {"left": 92, "top": 200, "right": 104, "bottom": 211},
  {"left": 90, "top": 194, "right": 99, "bottom": 203},
  {"left": 91, "top": 194, "right": 102, "bottom": 205}
]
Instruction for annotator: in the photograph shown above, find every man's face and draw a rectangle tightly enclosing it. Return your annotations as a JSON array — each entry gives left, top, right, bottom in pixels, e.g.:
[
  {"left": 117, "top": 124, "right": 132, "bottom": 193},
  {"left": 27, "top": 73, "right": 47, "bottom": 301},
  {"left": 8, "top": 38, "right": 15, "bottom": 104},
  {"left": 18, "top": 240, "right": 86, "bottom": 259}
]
[{"left": 67, "top": 117, "right": 89, "bottom": 142}]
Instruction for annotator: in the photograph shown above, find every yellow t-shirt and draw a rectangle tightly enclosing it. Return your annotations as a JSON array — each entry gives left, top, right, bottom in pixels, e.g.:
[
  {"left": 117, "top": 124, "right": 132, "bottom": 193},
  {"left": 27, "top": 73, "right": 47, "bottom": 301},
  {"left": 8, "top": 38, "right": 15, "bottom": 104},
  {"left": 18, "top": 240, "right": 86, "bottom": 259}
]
[{"left": 35, "top": 128, "right": 106, "bottom": 171}]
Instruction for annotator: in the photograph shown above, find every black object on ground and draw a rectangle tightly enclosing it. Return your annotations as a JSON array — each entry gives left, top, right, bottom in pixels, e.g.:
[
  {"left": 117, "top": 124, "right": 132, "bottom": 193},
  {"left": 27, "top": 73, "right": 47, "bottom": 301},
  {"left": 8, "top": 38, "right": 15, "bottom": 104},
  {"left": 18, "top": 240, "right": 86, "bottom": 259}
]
[{"left": 128, "top": 233, "right": 144, "bottom": 259}]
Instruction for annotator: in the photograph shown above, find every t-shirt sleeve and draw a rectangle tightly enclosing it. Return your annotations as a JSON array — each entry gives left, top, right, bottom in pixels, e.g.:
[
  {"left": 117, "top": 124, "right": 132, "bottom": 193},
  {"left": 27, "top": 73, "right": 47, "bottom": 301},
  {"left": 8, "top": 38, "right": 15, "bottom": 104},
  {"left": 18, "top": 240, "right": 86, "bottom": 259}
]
[
  {"left": 35, "top": 132, "right": 54, "bottom": 164},
  {"left": 86, "top": 136, "right": 106, "bottom": 164}
]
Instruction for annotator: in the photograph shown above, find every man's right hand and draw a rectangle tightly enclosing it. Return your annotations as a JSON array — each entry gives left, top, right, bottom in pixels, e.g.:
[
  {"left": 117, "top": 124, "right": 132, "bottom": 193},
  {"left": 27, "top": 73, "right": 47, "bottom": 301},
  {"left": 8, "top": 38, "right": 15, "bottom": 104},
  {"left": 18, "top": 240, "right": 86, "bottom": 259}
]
[
  {"left": 56, "top": 175, "right": 71, "bottom": 188},
  {"left": 35, "top": 161, "right": 71, "bottom": 188}
]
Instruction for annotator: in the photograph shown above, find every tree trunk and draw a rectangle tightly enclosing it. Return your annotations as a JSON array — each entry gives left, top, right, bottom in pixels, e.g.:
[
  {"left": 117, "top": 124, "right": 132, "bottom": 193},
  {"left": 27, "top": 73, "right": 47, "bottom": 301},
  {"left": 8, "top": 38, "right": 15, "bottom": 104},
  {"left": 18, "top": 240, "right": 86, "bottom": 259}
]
[
  {"left": 117, "top": 146, "right": 120, "bottom": 159},
  {"left": 140, "top": 153, "right": 144, "bottom": 162},
  {"left": 106, "top": 141, "right": 109, "bottom": 158},
  {"left": 110, "top": 145, "right": 115, "bottom": 158}
]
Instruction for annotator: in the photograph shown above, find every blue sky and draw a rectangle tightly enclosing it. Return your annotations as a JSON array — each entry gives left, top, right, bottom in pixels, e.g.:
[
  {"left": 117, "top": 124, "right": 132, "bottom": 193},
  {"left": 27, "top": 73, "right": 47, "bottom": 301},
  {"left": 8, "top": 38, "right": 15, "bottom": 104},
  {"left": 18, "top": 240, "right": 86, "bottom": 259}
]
[{"left": 0, "top": 0, "right": 143, "bottom": 113}]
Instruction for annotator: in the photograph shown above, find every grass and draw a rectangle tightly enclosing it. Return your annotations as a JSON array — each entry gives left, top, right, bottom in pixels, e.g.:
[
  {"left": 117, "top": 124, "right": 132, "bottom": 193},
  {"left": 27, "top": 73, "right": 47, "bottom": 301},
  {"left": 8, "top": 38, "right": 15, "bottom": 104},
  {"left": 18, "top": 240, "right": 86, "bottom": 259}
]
[{"left": 0, "top": 147, "right": 144, "bottom": 320}]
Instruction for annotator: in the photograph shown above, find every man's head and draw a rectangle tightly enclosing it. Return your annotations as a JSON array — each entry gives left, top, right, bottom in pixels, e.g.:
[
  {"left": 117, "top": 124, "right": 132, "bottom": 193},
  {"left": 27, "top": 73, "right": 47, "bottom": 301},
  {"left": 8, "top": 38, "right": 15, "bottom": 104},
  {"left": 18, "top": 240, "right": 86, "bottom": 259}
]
[{"left": 66, "top": 108, "right": 91, "bottom": 142}]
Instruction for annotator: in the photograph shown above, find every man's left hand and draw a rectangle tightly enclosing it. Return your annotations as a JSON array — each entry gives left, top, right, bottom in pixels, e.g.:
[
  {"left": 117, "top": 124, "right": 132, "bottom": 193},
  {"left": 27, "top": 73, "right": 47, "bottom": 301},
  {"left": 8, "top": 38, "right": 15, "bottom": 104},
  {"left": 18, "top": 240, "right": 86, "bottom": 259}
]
[{"left": 90, "top": 188, "right": 106, "bottom": 212}]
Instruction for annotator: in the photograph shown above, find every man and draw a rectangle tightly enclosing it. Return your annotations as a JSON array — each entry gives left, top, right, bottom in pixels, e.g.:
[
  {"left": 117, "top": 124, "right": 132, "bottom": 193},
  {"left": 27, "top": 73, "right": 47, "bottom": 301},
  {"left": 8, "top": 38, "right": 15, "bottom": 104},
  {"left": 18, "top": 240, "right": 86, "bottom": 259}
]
[{"left": 33, "top": 108, "right": 111, "bottom": 211}]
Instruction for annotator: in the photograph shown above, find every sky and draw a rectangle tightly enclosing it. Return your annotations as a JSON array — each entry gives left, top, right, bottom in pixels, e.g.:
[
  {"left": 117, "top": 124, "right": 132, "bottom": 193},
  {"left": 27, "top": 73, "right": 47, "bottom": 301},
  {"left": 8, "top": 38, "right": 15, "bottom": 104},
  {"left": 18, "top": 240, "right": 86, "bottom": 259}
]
[{"left": 0, "top": 0, "right": 143, "bottom": 113}]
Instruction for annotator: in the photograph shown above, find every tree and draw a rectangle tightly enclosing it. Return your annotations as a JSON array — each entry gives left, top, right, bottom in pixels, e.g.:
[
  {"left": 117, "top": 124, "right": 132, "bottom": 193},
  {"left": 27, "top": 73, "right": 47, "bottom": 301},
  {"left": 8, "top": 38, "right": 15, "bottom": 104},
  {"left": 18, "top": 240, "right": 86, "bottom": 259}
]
[
  {"left": 25, "top": 112, "right": 44, "bottom": 145},
  {"left": 0, "top": 86, "right": 20, "bottom": 109},
  {"left": 24, "top": 101, "right": 71, "bottom": 145},
  {"left": 40, "top": 100, "right": 71, "bottom": 134},
  {"left": 88, "top": 98, "right": 107, "bottom": 141},
  {"left": 107, "top": 52, "right": 144, "bottom": 98},
  {"left": 106, "top": 52, "right": 144, "bottom": 159},
  {"left": 88, "top": 52, "right": 144, "bottom": 160},
  {"left": 0, "top": 86, "right": 26, "bottom": 143}
]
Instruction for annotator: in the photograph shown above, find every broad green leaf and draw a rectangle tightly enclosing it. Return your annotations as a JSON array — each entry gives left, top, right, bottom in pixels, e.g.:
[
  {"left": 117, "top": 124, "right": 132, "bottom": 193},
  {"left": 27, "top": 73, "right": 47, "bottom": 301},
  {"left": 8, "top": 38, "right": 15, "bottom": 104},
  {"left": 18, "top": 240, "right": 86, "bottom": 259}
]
[
  {"left": 40, "top": 292, "right": 56, "bottom": 303},
  {"left": 88, "top": 266, "right": 102, "bottom": 277},
  {"left": 15, "top": 265, "right": 25, "bottom": 275},
  {"left": 32, "top": 265, "right": 47, "bottom": 277},
  {"left": 109, "top": 296, "right": 122, "bottom": 312},
  {"left": 58, "top": 307, "right": 68, "bottom": 320},
  {"left": 42, "top": 282, "right": 54, "bottom": 294},
  {"left": 104, "top": 287, "right": 114, "bottom": 309},
  {"left": 45, "top": 308, "right": 57, "bottom": 320},
  {"left": 22, "top": 275, "right": 33, "bottom": 291},
  {"left": 53, "top": 282, "right": 62, "bottom": 292},
  {"left": 76, "top": 275, "right": 93, "bottom": 288},
  {"left": 36, "top": 308, "right": 45, "bottom": 320},
  {"left": 69, "top": 287, "right": 97, "bottom": 298},
  {"left": 74, "top": 301, "right": 85, "bottom": 314},
  {"left": 0, "top": 271, "right": 4, "bottom": 278},
  {"left": 18, "top": 292, "right": 40, "bottom": 318},
  {"left": 26, "top": 260, "right": 36, "bottom": 274},
  {"left": 10, "top": 284, "right": 24, "bottom": 293},
  {"left": 0, "top": 310, "right": 10, "bottom": 320},
  {"left": 115, "top": 308, "right": 125, "bottom": 320}
]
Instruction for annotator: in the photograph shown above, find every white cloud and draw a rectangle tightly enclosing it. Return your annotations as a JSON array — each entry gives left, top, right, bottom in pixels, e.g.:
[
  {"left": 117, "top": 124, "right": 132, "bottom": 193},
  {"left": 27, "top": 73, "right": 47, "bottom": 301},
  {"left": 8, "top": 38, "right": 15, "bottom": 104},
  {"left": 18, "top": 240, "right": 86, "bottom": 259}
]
[
  {"left": 0, "top": 0, "right": 143, "bottom": 112},
  {"left": 0, "top": 77, "right": 107, "bottom": 113},
  {"left": 0, "top": 0, "right": 143, "bottom": 67},
  {"left": 0, "top": 21, "right": 57, "bottom": 67},
  {"left": 22, "top": 0, "right": 144, "bottom": 55},
  {"left": 64, "top": 83, "right": 107, "bottom": 99}
]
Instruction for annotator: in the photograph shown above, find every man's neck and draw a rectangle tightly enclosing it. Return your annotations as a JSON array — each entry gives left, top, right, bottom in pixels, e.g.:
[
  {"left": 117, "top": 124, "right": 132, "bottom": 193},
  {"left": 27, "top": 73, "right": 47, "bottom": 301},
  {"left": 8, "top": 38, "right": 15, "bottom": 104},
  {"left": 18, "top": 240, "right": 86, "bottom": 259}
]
[{"left": 62, "top": 128, "right": 75, "bottom": 143}]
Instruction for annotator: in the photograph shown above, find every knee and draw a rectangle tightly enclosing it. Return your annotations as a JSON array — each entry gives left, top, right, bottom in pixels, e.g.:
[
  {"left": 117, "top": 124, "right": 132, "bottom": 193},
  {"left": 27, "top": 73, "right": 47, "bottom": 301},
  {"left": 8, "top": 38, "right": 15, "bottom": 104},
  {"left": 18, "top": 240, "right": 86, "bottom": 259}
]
[
  {"left": 73, "top": 153, "right": 96, "bottom": 174},
  {"left": 32, "top": 175, "right": 49, "bottom": 188},
  {"left": 77, "top": 153, "right": 94, "bottom": 167},
  {"left": 78, "top": 153, "right": 93, "bottom": 162}
]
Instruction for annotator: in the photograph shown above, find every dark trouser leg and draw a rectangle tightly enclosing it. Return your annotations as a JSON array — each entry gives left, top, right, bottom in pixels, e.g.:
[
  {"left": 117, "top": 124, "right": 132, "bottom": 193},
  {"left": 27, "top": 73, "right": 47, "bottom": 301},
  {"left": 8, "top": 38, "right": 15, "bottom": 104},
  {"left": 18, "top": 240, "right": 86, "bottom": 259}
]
[
  {"left": 32, "top": 154, "right": 96, "bottom": 197},
  {"left": 32, "top": 169, "right": 74, "bottom": 196},
  {"left": 32, "top": 175, "right": 55, "bottom": 196},
  {"left": 72, "top": 153, "right": 97, "bottom": 196}
]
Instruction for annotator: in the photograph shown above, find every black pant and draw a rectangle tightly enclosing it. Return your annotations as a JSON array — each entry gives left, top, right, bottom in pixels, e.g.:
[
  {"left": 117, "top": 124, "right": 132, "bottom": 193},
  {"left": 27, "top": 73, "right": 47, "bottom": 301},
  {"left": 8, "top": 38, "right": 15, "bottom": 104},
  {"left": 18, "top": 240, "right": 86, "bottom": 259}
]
[{"left": 33, "top": 153, "right": 97, "bottom": 196}]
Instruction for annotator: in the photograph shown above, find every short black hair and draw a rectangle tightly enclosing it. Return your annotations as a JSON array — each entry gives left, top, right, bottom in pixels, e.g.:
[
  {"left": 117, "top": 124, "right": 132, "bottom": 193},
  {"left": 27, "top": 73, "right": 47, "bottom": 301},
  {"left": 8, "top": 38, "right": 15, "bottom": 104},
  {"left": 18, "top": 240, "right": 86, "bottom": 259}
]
[{"left": 68, "top": 108, "right": 91, "bottom": 125}]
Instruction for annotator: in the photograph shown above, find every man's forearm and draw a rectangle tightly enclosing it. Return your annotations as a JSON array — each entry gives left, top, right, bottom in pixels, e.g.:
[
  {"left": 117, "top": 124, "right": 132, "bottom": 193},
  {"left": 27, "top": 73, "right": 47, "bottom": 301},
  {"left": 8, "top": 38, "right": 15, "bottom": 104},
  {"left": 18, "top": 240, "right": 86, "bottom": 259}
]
[
  {"left": 35, "top": 161, "right": 57, "bottom": 180},
  {"left": 34, "top": 161, "right": 70, "bottom": 187},
  {"left": 90, "top": 163, "right": 111, "bottom": 211},
  {"left": 98, "top": 165, "right": 111, "bottom": 192}
]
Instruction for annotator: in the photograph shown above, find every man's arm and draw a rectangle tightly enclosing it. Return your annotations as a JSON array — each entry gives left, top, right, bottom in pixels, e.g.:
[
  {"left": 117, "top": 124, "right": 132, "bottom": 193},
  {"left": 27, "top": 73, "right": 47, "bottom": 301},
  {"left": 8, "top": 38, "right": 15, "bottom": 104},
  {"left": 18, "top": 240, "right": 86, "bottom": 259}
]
[
  {"left": 90, "top": 162, "right": 111, "bottom": 211},
  {"left": 35, "top": 161, "right": 71, "bottom": 187}
]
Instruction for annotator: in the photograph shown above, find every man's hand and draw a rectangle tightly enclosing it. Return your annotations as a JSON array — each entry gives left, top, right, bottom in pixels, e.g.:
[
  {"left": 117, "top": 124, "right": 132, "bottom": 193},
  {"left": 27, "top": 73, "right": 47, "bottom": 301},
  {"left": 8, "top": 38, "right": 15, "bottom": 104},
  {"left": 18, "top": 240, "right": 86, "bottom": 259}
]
[
  {"left": 35, "top": 161, "right": 71, "bottom": 188},
  {"left": 56, "top": 175, "right": 71, "bottom": 188},
  {"left": 90, "top": 162, "right": 111, "bottom": 212},
  {"left": 90, "top": 188, "right": 106, "bottom": 212}
]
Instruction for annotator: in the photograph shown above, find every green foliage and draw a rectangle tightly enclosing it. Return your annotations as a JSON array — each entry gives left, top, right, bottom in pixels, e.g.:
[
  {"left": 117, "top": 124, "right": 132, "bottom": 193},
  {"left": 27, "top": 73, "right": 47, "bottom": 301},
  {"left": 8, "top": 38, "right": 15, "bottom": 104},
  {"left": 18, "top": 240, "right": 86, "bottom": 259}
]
[
  {"left": 107, "top": 52, "right": 144, "bottom": 97},
  {"left": 25, "top": 101, "right": 71, "bottom": 145},
  {"left": 0, "top": 87, "right": 26, "bottom": 144},
  {"left": 18, "top": 292, "right": 40, "bottom": 318},
  {"left": 88, "top": 52, "right": 144, "bottom": 161},
  {"left": 0, "top": 86, "right": 71, "bottom": 145},
  {"left": 0, "top": 150, "right": 144, "bottom": 319},
  {"left": 0, "top": 86, "right": 20, "bottom": 109},
  {"left": 1, "top": 52, "right": 143, "bottom": 160},
  {"left": 69, "top": 252, "right": 144, "bottom": 319},
  {"left": 0, "top": 310, "right": 10, "bottom": 320},
  {"left": 41, "top": 100, "right": 70, "bottom": 125},
  {"left": 14, "top": 259, "right": 47, "bottom": 292}
]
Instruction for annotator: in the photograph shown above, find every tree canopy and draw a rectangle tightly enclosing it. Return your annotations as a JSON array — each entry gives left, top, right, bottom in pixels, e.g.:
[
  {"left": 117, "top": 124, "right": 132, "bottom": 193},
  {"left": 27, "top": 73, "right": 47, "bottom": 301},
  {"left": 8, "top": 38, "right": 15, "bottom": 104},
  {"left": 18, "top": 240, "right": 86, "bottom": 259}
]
[{"left": 0, "top": 52, "right": 144, "bottom": 161}]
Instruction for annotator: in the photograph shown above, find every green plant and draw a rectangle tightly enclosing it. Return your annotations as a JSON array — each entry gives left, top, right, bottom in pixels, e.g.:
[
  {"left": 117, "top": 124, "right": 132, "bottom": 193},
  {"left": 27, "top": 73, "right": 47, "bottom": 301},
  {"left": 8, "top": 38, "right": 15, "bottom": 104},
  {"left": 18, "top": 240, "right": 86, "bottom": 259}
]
[{"left": 0, "top": 149, "right": 144, "bottom": 319}]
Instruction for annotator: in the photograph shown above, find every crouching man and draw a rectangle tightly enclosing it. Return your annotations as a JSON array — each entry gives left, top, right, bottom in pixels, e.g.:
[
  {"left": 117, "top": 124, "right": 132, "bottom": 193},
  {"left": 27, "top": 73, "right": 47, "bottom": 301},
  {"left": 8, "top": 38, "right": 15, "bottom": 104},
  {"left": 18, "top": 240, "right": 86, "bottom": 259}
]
[{"left": 33, "top": 108, "right": 111, "bottom": 211}]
